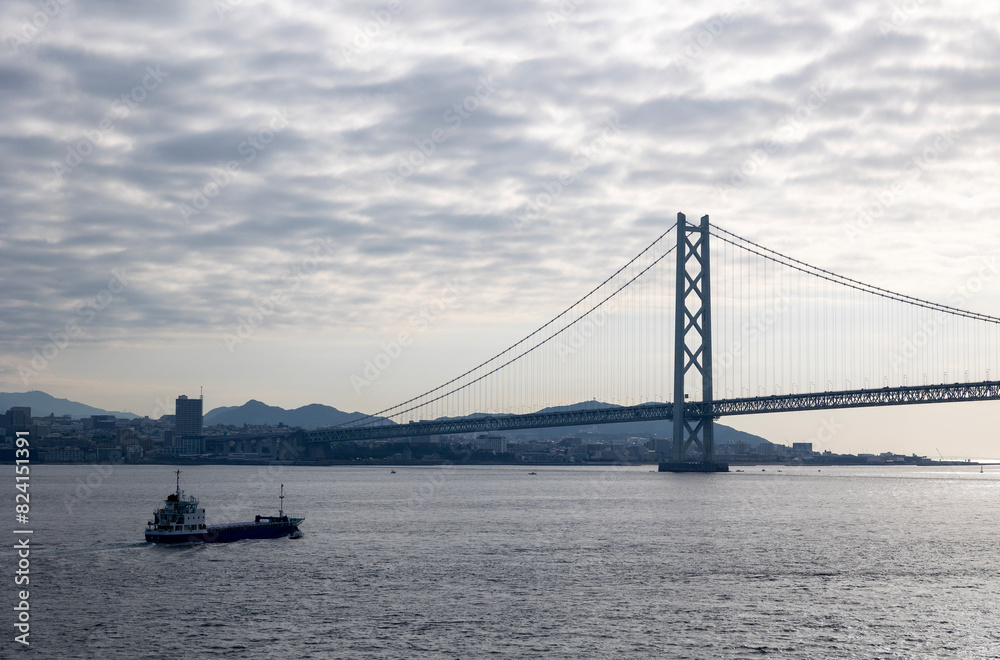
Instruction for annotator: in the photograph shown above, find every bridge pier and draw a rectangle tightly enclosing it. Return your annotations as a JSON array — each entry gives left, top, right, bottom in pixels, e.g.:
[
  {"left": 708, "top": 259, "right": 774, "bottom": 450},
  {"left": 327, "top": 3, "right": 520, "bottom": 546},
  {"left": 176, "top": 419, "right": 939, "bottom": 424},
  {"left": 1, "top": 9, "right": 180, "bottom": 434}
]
[{"left": 664, "top": 213, "right": 728, "bottom": 473}]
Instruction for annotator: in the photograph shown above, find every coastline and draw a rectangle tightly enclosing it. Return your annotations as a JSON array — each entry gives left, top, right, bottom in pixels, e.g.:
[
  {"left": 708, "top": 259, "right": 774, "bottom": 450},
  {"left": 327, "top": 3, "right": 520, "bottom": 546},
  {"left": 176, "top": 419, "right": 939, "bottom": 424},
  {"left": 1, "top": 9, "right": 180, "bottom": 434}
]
[{"left": 5, "top": 457, "right": 986, "bottom": 468}]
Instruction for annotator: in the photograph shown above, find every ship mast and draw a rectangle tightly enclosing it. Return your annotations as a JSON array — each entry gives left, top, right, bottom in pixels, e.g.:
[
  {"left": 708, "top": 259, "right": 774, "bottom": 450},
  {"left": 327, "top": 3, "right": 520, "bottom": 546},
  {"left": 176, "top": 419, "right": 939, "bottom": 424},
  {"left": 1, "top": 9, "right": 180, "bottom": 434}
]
[
  {"left": 176, "top": 470, "right": 181, "bottom": 496},
  {"left": 279, "top": 484, "right": 284, "bottom": 518}
]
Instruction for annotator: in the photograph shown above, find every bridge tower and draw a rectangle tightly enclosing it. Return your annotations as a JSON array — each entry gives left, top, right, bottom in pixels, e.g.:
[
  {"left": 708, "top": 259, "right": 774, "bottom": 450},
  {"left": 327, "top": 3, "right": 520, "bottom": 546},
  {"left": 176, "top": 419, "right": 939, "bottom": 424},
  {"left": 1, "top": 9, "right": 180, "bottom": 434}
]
[{"left": 660, "top": 213, "right": 728, "bottom": 472}]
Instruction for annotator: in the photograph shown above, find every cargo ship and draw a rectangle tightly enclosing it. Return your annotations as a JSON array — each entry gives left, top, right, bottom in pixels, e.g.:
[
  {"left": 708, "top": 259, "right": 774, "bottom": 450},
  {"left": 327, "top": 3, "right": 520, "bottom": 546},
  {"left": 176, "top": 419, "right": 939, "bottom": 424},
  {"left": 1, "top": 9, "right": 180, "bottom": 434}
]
[{"left": 145, "top": 471, "right": 304, "bottom": 544}]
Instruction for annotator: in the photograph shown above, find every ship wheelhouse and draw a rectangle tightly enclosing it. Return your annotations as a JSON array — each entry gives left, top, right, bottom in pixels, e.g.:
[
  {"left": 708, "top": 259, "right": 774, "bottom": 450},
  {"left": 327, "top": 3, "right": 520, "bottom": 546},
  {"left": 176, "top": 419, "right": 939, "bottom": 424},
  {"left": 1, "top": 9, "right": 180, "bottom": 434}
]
[{"left": 146, "top": 474, "right": 208, "bottom": 536}]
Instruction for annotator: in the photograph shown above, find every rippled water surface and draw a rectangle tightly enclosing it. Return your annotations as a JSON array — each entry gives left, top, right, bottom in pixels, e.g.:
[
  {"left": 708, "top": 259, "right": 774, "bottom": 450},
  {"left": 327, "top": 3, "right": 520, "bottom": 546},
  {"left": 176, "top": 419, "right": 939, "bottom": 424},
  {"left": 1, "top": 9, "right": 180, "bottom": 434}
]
[{"left": 6, "top": 464, "right": 1000, "bottom": 658}]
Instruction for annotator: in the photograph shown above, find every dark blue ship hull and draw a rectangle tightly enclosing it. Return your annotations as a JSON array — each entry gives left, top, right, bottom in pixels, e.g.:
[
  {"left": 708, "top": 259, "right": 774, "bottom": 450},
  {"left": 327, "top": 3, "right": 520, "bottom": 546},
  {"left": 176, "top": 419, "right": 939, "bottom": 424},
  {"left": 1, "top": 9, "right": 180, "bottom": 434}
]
[{"left": 145, "top": 519, "right": 302, "bottom": 544}]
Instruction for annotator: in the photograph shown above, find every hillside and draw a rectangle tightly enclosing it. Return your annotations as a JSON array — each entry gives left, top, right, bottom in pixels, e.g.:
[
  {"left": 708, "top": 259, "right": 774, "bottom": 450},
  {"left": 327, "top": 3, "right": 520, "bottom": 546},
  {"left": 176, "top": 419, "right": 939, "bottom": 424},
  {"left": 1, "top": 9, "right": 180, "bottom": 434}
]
[
  {"left": 0, "top": 391, "right": 137, "bottom": 419},
  {"left": 204, "top": 400, "right": 369, "bottom": 429}
]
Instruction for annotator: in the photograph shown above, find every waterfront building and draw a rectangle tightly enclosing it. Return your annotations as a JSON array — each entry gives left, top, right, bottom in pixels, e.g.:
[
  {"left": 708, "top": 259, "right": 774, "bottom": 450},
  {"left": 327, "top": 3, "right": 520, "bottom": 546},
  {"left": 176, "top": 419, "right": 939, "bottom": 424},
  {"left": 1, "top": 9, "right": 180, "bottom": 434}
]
[
  {"left": 476, "top": 434, "right": 508, "bottom": 453},
  {"left": 792, "top": 442, "right": 815, "bottom": 457},
  {"left": 1, "top": 406, "right": 31, "bottom": 432},
  {"left": 175, "top": 395, "right": 203, "bottom": 437}
]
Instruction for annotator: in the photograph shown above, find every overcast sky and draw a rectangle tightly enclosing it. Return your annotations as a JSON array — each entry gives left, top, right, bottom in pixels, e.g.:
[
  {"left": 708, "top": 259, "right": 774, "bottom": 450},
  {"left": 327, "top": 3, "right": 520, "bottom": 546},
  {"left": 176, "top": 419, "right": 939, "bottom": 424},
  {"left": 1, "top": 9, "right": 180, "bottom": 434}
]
[{"left": 2, "top": 0, "right": 999, "bottom": 456}]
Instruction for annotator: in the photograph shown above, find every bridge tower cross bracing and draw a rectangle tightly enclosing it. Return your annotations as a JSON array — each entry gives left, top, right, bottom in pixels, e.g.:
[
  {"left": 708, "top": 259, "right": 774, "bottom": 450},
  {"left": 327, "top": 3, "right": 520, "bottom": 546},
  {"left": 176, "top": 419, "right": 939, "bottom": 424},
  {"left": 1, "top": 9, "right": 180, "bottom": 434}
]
[{"left": 662, "top": 213, "right": 728, "bottom": 473}]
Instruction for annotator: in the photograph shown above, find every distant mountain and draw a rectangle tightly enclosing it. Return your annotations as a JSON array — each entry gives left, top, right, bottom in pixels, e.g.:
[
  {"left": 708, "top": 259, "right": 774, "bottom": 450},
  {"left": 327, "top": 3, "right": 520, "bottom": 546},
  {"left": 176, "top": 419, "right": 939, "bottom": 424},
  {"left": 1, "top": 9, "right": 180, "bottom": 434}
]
[
  {"left": 0, "top": 391, "right": 137, "bottom": 419},
  {"left": 204, "top": 400, "right": 369, "bottom": 429}
]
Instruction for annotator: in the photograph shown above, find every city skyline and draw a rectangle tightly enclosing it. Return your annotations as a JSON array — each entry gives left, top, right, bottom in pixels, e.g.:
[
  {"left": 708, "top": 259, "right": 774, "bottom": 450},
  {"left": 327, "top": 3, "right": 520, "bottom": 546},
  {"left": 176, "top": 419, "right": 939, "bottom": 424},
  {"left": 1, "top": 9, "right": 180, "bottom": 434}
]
[{"left": 3, "top": 1, "right": 1000, "bottom": 457}]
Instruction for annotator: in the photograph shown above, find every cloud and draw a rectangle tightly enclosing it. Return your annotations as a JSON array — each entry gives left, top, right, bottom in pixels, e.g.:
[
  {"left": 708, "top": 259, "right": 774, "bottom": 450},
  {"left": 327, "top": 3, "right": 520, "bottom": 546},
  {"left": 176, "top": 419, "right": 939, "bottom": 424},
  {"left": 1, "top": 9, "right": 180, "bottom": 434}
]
[{"left": 0, "top": 0, "right": 998, "bottom": 447}]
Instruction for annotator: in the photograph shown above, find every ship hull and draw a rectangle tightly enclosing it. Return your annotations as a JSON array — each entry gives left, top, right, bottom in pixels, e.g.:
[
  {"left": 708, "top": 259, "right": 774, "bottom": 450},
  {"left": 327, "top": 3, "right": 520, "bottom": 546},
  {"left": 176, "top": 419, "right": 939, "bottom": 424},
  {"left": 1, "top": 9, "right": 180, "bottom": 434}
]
[{"left": 145, "top": 520, "right": 302, "bottom": 544}]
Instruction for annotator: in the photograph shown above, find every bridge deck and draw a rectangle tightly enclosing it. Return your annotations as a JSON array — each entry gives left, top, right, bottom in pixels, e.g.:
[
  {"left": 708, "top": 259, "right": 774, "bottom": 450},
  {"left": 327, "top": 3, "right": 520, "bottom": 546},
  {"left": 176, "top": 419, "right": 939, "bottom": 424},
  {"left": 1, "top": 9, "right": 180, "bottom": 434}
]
[{"left": 301, "top": 380, "right": 1000, "bottom": 444}]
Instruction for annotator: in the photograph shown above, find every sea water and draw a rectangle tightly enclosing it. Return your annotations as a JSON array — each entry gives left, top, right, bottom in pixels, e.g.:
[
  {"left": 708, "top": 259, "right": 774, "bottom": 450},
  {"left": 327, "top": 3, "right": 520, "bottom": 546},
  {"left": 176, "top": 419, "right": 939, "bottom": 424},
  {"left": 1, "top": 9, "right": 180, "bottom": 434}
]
[{"left": 5, "top": 464, "right": 1000, "bottom": 658}]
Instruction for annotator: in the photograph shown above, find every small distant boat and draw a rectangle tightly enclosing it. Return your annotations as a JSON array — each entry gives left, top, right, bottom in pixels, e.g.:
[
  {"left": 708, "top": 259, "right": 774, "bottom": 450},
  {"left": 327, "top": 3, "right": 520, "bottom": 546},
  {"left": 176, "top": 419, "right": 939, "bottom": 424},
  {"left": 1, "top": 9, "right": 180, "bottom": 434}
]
[
  {"left": 390, "top": 470, "right": 396, "bottom": 474},
  {"left": 145, "top": 471, "right": 304, "bottom": 544},
  {"left": 528, "top": 471, "right": 538, "bottom": 475}
]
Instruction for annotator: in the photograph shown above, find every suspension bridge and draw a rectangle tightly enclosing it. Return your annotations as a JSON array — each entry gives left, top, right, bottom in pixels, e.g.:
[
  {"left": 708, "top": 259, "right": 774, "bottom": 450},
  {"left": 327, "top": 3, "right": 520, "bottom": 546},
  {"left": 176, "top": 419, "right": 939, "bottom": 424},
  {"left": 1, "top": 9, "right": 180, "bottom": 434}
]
[{"left": 304, "top": 214, "right": 1000, "bottom": 472}]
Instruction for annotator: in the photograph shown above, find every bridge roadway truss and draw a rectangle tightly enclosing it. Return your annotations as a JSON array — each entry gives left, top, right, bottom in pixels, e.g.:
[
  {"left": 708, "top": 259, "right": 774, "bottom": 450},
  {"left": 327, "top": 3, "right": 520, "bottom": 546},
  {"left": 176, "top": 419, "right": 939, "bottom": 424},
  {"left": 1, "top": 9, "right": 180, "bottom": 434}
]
[{"left": 301, "top": 380, "right": 1000, "bottom": 445}]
